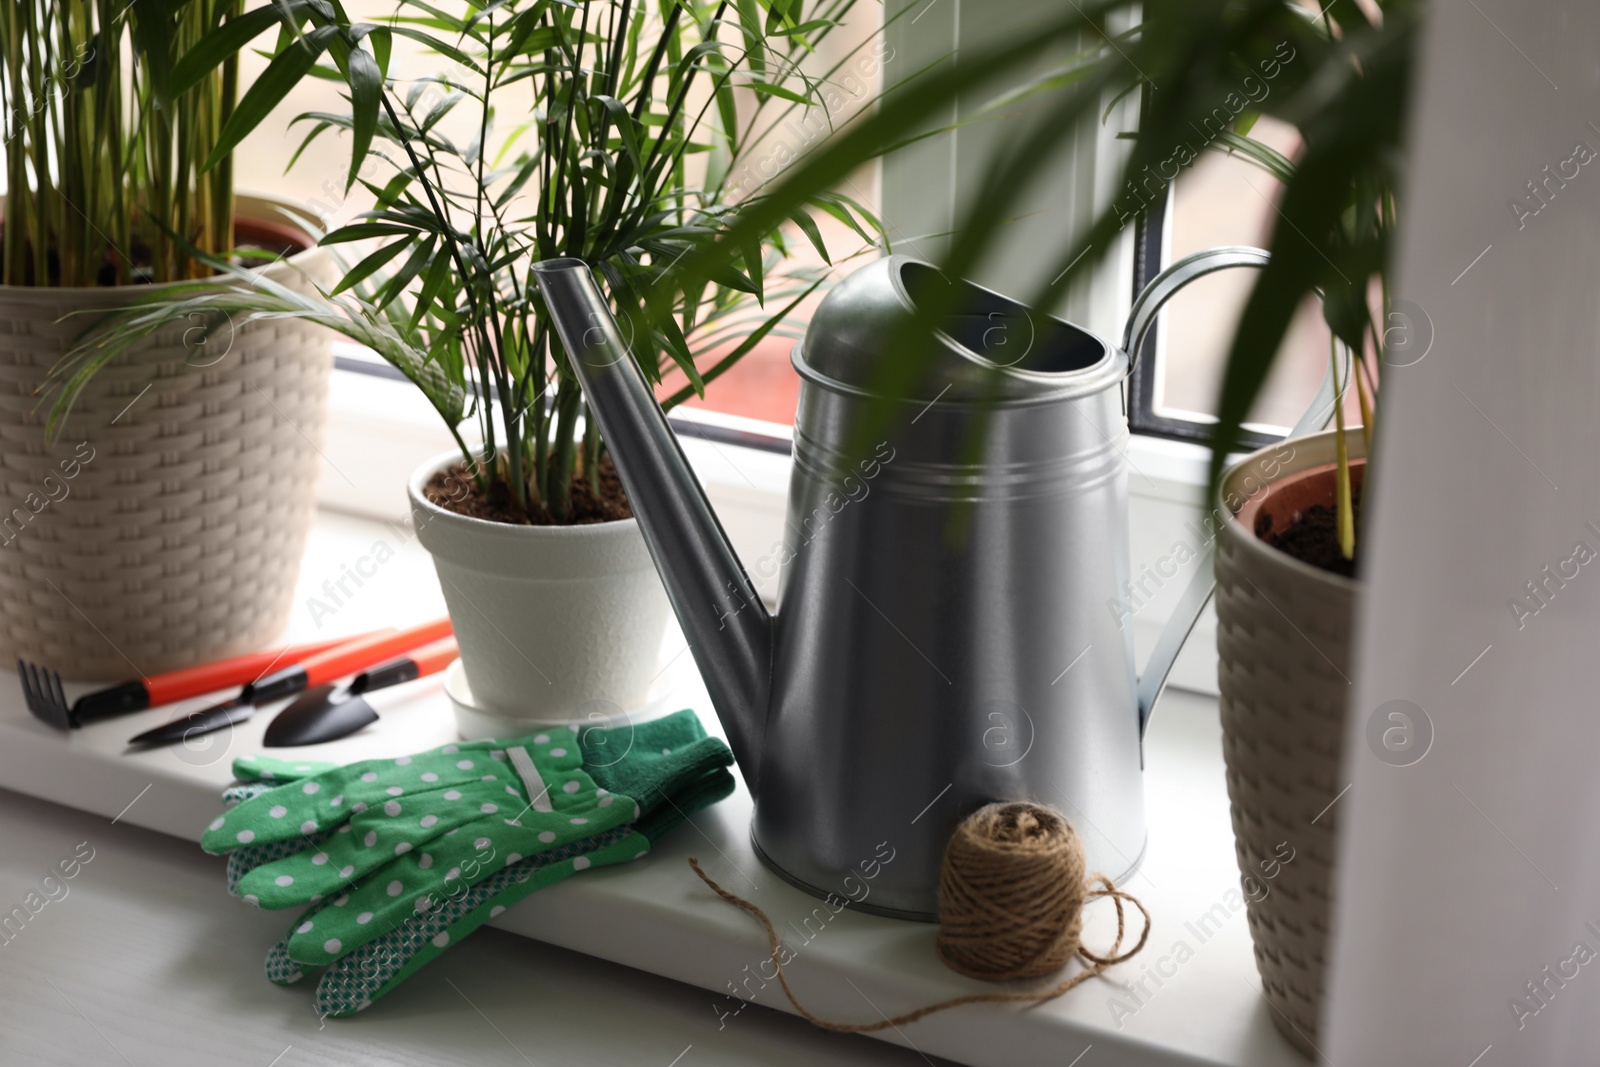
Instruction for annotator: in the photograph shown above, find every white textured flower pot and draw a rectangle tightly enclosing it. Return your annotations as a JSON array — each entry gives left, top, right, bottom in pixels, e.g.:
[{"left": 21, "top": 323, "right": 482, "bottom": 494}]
[
  {"left": 0, "top": 193, "right": 334, "bottom": 679},
  {"left": 407, "top": 452, "right": 672, "bottom": 738},
  {"left": 1214, "top": 428, "right": 1363, "bottom": 1057}
]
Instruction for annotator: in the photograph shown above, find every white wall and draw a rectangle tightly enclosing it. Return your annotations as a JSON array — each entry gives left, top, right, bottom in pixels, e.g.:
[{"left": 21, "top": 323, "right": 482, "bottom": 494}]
[{"left": 1326, "top": 2, "right": 1600, "bottom": 1062}]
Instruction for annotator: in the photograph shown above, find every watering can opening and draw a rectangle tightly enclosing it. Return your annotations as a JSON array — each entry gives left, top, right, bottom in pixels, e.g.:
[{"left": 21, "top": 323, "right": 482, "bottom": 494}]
[
  {"left": 898, "top": 261, "right": 1107, "bottom": 375},
  {"left": 796, "top": 255, "right": 1125, "bottom": 406}
]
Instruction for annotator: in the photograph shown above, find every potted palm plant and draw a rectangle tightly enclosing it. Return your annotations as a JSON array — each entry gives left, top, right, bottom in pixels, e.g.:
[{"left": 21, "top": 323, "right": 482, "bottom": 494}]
[
  {"left": 3, "top": 0, "right": 336, "bottom": 680},
  {"left": 55, "top": 0, "right": 880, "bottom": 731}
]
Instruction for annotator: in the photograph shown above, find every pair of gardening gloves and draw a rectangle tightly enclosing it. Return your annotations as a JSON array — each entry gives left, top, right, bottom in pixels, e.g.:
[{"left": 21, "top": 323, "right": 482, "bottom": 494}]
[{"left": 200, "top": 709, "right": 734, "bottom": 1017}]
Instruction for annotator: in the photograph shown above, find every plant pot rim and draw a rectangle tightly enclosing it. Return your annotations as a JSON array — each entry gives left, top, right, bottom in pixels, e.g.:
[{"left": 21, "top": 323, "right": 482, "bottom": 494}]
[
  {"left": 1218, "top": 427, "right": 1365, "bottom": 591},
  {"left": 0, "top": 190, "right": 321, "bottom": 299},
  {"left": 407, "top": 449, "right": 642, "bottom": 541}
]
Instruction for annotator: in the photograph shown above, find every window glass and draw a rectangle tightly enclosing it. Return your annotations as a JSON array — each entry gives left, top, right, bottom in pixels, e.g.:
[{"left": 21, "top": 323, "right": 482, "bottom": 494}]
[{"left": 1151, "top": 116, "right": 1336, "bottom": 434}]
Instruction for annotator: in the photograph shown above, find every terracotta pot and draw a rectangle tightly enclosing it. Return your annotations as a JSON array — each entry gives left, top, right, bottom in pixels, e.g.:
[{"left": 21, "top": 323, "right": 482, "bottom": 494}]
[
  {"left": 233, "top": 216, "right": 311, "bottom": 259},
  {"left": 0, "top": 193, "right": 335, "bottom": 679},
  {"left": 407, "top": 452, "right": 672, "bottom": 738},
  {"left": 1234, "top": 456, "right": 1368, "bottom": 546},
  {"left": 1213, "top": 428, "right": 1364, "bottom": 1056}
]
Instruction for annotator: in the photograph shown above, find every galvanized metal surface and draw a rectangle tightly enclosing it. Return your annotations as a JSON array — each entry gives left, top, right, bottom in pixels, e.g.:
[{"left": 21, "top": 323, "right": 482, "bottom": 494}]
[{"left": 534, "top": 250, "right": 1267, "bottom": 918}]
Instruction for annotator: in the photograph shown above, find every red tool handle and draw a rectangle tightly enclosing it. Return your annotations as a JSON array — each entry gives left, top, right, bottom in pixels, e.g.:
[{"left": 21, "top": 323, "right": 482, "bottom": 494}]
[
  {"left": 143, "top": 632, "right": 390, "bottom": 706},
  {"left": 408, "top": 636, "right": 459, "bottom": 677},
  {"left": 299, "top": 618, "right": 455, "bottom": 688}
]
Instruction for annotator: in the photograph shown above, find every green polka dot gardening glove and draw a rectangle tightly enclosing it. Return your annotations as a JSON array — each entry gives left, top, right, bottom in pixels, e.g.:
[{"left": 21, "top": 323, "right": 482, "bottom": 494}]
[
  {"left": 204, "top": 727, "right": 634, "bottom": 916},
  {"left": 202, "top": 709, "right": 735, "bottom": 1016}
]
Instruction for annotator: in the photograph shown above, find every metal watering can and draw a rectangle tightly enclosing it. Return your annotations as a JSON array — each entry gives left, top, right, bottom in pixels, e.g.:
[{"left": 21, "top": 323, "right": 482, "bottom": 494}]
[{"left": 533, "top": 246, "right": 1303, "bottom": 920}]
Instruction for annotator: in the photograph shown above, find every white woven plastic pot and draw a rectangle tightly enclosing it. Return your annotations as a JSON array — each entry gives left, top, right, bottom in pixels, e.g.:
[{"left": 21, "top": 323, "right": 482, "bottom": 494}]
[
  {"left": 0, "top": 194, "right": 334, "bottom": 680},
  {"left": 1214, "top": 427, "right": 1363, "bottom": 1057},
  {"left": 407, "top": 452, "right": 671, "bottom": 738}
]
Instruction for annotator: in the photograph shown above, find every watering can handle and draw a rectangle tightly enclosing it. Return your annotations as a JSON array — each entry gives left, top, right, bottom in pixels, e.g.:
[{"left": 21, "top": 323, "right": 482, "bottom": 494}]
[
  {"left": 1121, "top": 245, "right": 1272, "bottom": 374},
  {"left": 1131, "top": 246, "right": 1346, "bottom": 736}
]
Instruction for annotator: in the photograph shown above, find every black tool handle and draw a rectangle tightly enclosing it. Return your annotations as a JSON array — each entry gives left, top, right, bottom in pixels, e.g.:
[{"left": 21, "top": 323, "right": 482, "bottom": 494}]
[
  {"left": 72, "top": 682, "right": 151, "bottom": 726},
  {"left": 352, "top": 658, "right": 421, "bottom": 695}
]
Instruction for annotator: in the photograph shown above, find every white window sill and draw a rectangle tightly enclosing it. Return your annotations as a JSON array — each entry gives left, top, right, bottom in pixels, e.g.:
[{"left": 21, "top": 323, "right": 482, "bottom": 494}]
[{"left": 319, "top": 354, "right": 1221, "bottom": 698}]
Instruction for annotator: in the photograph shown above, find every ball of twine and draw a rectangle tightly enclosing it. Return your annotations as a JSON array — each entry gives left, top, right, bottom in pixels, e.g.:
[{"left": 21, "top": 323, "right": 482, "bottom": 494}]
[
  {"left": 688, "top": 800, "right": 1149, "bottom": 1033},
  {"left": 936, "top": 801, "right": 1088, "bottom": 980}
]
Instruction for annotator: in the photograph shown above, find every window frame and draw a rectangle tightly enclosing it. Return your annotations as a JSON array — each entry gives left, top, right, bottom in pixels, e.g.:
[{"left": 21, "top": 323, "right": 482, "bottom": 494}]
[
  {"left": 333, "top": 350, "right": 795, "bottom": 456},
  {"left": 1127, "top": 188, "right": 1284, "bottom": 453}
]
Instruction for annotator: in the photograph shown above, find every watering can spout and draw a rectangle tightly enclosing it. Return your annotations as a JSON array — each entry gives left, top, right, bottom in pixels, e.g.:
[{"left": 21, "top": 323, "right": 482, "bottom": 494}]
[{"left": 531, "top": 259, "right": 773, "bottom": 787}]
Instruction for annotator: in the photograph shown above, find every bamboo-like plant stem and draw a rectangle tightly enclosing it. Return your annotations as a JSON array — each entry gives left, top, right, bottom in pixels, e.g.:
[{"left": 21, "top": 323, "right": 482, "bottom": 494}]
[
  {"left": 549, "top": 380, "right": 582, "bottom": 520},
  {"left": 1330, "top": 336, "right": 1355, "bottom": 560},
  {"left": 100, "top": 0, "right": 128, "bottom": 286},
  {"left": 3, "top": 1, "right": 23, "bottom": 284},
  {"left": 1357, "top": 320, "right": 1380, "bottom": 458},
  {"left": 582, "top": 400, "right": 599, "bottom": 492},
  {"left": 532, "top": 325, "right": 552, "bottom": 504},
  {"left": 216, "top": 10, "right": 239, "bottom": 260},
  {"left": 27, "top": 3, "right": 52, "bottom": 286}
]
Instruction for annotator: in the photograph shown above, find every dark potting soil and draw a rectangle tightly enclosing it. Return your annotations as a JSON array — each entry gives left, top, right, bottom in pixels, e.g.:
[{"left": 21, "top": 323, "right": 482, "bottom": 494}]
[
  {"left": 1257, "top": 499, "right": 1361, "bottom": 580},
  {"left": 424, "top": 455, "right": 634, "bottom": 526}
]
